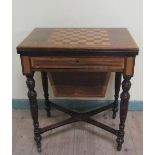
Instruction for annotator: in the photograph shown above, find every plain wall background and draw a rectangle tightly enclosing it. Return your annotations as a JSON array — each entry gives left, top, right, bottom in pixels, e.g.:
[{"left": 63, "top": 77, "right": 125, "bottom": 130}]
[{"left": 12, "top": 0, "right": 143, "bottom": 100}]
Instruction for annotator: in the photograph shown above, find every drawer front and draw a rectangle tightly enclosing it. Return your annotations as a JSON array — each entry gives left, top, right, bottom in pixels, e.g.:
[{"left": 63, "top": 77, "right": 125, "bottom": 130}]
[{"left": 31, "top": 56, "right": 125, "bottom": 71}]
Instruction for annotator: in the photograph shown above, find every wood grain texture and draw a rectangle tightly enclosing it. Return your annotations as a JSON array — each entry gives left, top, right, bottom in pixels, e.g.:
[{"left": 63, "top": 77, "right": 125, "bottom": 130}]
[
  {"left": 127, "top": 112, "right": 143, "bottom": 155},
  {"left": 13, "top": 110, "right": 143, "bottom": 155},
  {"left": 31, "top": 56, "right": 125, "bottom": 72},
  {"left": 17, "top": 28, "right": 139, "bottom": 56},
  {"left": 48, "top": 72, "right": 110, "bottom": 97},
  {"left": 124, "top": 57, "right": 135, "bottom": 76},
  {"left": 20, "top": 56, "right": 31, "bottom": 75},
  {"left": 16, "top": 28, "right": 139, "bottom": 153},
  {"left": 111, "top": 112, "right": 142, "bottom": 155}
]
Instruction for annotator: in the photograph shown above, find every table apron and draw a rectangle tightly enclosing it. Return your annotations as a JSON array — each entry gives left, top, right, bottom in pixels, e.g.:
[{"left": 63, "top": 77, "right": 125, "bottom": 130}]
[{"left": 30, "top": 56, "right": 125, "bottom": 72}]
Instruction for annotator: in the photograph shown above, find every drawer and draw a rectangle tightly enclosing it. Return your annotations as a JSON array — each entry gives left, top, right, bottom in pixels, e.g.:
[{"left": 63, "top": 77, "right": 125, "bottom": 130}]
[{"left": 30, "top": 56, "right": 125, "bottom": 71}]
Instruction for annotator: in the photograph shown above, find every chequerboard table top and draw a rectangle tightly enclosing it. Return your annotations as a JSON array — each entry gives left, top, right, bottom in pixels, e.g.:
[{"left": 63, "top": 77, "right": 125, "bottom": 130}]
[{"left": 17, "top": 28, "right": 139, "bottom": 56}]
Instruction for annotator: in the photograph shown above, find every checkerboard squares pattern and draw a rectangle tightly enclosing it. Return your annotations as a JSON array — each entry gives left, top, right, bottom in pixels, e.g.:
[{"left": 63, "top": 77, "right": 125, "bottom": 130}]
[{"left": 47, "top": 28, "right": 111, "bottom": 48}]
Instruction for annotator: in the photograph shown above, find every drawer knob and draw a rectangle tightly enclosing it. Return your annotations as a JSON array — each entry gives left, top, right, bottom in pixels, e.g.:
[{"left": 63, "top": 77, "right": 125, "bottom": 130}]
[{"left": 76, "top": 60, "right": 79, "bottom": 63}]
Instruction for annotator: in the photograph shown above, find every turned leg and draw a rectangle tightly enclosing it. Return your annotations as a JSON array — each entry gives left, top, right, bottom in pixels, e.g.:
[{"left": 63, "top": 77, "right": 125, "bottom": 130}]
[
  {"left": 116, "top": 75, "right": 131, "bottom": 151},
  {"left": 41, "top": 72, "right": 51, "bottom": 117},
  {"left": 112, "top": 72, "right": 122, "bottom": 119},
  {"left": 26, "top": 73, "right": 42, "bottom": 152}
]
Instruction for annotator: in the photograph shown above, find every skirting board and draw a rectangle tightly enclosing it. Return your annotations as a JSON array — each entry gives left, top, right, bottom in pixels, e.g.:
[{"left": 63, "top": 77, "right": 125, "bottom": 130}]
[{"left": 12, "top": 99, "right": 143, "bottom": 111}]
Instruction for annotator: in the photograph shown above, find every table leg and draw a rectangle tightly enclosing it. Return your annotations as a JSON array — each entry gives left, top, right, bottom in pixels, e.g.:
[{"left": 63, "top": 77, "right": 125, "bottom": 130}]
[
  {"left": 41, "top": 72, "right": 51, "bottom": 117},
  {"left": 116, "top": 75, "right": 131, "bottom": 151},
  {"left": 112, "top": 72, "right": 122, "bottom": 119},
  {"left": 26, "top": 73, "right": 42, "bottom": 152}
]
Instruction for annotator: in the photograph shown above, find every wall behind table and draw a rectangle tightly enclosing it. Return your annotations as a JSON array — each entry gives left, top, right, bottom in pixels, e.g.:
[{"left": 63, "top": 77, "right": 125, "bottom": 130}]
[{"left": 13, "top": 0, "right": 143, "bottom": 100}]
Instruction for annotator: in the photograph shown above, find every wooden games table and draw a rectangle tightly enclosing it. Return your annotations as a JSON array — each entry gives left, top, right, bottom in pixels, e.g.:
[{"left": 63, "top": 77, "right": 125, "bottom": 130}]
[{"left": 17, "top": 28, "right": 139, "bottom": 152}]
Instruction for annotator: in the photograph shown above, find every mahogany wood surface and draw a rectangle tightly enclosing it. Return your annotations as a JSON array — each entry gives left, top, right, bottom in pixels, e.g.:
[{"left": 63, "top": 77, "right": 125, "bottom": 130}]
[
  {"left": 116, "top": 75, "right": 132, "bottom": 151},
  {"left": 41, "top": 72, "right": 51, "bottom": 117},
  {"left": 17, "top": 28, "right": 139, "bottom": 152},
  {"left": 20, "top": 56, "right": 31, "bottom": 75},
  {"left": 26, "top": 74, "right": 41, "bottom": 152},
  {"left": 112, "top": 72, "right": 122, "bottom": 119},
  {"left": 17, "top": 28, "right": 139, "bottom": 56},
  {"left": 48, "top": 72, "right": 110, "bottom": 97},
  {"left": 30, "top": 56, "right": 125, "bottom": 72}
]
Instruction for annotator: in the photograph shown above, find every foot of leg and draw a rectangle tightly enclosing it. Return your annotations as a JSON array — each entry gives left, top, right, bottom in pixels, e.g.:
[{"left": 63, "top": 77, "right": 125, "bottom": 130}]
[
  {"left": 34, "top": 125, "right": 42, "bottom": 152},
  {"left": 116, "top": 124, "right": 125, "bottom": 151}
]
